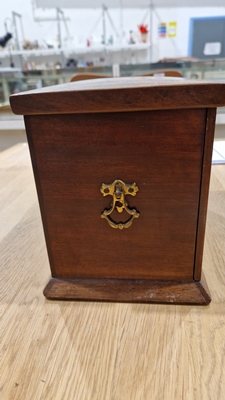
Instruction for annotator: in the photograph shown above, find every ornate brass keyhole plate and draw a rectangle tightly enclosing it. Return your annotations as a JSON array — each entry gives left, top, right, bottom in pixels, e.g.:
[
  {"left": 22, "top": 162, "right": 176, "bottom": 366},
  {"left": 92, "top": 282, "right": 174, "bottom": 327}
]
[{"left": 100, "top": 179, "right": 140, "bottom": 229}]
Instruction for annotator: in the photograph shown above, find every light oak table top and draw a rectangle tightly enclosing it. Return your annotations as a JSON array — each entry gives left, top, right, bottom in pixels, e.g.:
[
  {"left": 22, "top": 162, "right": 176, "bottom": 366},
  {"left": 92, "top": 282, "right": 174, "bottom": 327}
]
[{"left": 1, "top": 143, "right": 225, "bottom": 400}]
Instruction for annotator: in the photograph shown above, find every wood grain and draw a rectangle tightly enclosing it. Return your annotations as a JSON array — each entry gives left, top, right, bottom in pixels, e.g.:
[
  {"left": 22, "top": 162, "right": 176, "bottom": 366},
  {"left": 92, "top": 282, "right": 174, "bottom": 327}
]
[
  {"left": 1, "top": 144, "right": 225, "bottom": 400},
  {"left": 194, "top": 108, "right": 216, "bottom": 280},
  {"left": 25, "top": 109, "right": 206, "bottom": 282},
  {"left": 43, "top": 277, "right": 210, "bottom": 305},
  {"left": 10, "top": 77, "right": 225, "bottom": 115}
]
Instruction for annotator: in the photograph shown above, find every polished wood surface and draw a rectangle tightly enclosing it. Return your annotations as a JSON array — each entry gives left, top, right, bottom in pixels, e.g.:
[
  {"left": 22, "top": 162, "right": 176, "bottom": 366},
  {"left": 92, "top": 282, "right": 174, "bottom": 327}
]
[
  {"left": 11, "top": 78, "right": 225, "bottom": 303},
  {"left": 194, "top": 108, "right": 216, "bottom": 280},
  {"left": 25, "top": 109, "right": 206, "bottom": 283},
  {"left": 1, "top": 144, "right": 225, "bottom": 399},
  {"left": 10, "top": 77, "right": 225, "bottom": 115},
  {"left": 44, "top": 276, "right": 211, "bottom": 305}
]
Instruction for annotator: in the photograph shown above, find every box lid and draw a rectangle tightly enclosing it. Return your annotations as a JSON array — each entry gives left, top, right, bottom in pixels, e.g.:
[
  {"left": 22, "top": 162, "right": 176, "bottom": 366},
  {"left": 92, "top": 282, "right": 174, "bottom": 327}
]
[{"left": 10, "top": 77, "right": 225, "bottom": 115}]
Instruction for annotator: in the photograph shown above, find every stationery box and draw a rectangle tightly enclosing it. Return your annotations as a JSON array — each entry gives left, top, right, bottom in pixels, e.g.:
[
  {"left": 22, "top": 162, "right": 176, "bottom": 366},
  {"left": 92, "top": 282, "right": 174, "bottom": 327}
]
[{"left": 10, "top": 77, "right": 225, "bottom": 304}]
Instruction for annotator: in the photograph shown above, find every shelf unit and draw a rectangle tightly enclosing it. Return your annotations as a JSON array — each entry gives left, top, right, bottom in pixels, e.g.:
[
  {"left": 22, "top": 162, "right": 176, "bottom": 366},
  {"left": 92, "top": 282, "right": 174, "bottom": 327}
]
[
  {"left": 0, "top": 43, "right": 150, "bottom": 70},
  {"left": 0, "top": 43, "right": 149, "bottom": 58}
]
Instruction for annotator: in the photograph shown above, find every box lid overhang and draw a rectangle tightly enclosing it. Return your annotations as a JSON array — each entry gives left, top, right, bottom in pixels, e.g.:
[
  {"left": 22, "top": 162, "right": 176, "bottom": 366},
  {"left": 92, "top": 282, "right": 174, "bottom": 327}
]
[{"left": 10, "top": 77, "right": 225, "bottom": 116}]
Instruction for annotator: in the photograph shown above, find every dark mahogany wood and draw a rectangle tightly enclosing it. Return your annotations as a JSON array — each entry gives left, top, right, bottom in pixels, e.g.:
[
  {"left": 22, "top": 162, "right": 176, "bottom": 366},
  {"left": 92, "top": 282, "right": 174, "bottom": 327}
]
[
  {"left": 194, "top": 108, "right": 216, "bottom": 280},
  {"left": 10, "top": 77, "right": 225, "bottom": 115},
  {"left": 10, "top": 77, "right": 225, "bottom": 304},
  {"left": 24, "top": 109, "right": 205, "bottom": 281},
  {"left": 43, "top": 276, "right": 211, "bottom": 305}
]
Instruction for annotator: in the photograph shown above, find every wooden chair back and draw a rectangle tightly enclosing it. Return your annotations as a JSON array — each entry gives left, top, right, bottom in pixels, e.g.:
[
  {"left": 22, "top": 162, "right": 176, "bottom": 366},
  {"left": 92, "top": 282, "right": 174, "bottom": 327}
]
[{"left": 70, "top": 73, "right": 109, "bottom": 82}]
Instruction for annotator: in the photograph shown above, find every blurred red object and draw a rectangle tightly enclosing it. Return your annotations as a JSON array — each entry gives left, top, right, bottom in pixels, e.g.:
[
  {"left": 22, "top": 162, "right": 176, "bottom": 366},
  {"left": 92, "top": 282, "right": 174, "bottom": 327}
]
[{"left": 138, "top": 25, "right": 148, "bottom": 34}]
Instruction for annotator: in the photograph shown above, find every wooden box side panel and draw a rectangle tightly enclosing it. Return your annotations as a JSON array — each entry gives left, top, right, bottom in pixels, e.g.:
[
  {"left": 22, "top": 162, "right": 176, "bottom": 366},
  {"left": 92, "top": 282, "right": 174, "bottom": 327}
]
[
  {"left": 25, "top": 109, "right": 206, "bottom": 281},
  {"left": 194, "top": 108, "right": 216, "bottom": 280}
]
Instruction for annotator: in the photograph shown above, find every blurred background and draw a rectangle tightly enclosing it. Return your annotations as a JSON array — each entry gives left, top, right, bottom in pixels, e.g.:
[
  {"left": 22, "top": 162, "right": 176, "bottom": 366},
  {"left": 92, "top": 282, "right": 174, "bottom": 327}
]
[{"left": 1, "top": 0, "right": 225, "bottom": 160}]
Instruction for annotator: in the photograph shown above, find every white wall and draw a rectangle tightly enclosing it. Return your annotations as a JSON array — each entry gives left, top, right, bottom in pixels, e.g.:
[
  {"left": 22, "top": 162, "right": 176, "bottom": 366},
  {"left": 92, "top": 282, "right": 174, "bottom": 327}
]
[{"left": 1, "top": 0, "right": 225, "bottom": 63}]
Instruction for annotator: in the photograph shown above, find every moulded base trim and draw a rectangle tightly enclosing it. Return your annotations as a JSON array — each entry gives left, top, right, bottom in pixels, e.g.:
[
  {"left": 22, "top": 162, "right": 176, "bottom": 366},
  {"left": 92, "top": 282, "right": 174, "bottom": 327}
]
[{"left": 43, "top": 274, "right": 211, "bottom": 305}]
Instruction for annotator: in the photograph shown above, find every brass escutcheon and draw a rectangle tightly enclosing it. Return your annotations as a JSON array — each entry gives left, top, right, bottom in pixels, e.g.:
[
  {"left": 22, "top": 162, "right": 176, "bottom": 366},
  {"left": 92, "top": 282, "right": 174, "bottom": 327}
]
[{"left": 100, "top": 179, "right": 140, "bottom": 229}]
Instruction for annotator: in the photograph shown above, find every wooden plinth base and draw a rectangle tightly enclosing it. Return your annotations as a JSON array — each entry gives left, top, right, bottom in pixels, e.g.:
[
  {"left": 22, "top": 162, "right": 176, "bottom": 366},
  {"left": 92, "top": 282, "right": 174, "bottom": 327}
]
[{"left": 44, "top": 276, "right": 211, "bottom": 305}]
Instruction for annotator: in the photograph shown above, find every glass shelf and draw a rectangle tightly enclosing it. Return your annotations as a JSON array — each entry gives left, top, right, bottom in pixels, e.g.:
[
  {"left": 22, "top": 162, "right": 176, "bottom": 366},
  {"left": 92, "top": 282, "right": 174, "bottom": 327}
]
[{"left": 2, "top": 59, "right": 225, "bottom": 106}]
